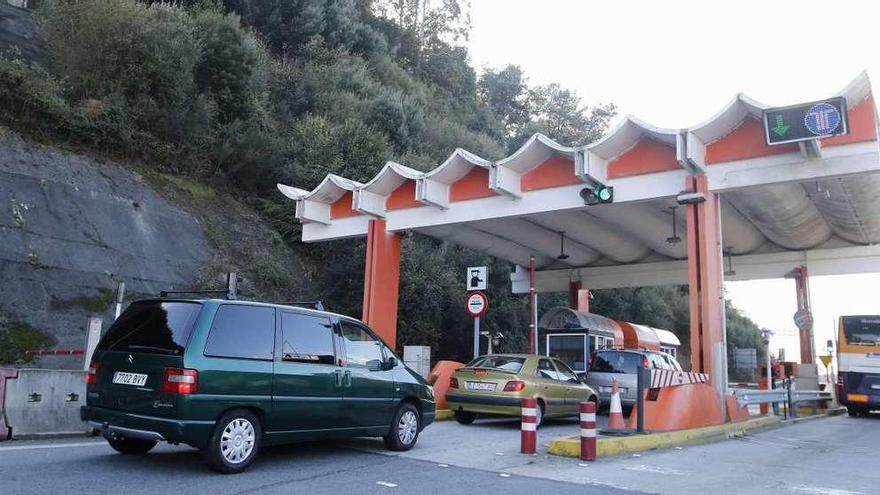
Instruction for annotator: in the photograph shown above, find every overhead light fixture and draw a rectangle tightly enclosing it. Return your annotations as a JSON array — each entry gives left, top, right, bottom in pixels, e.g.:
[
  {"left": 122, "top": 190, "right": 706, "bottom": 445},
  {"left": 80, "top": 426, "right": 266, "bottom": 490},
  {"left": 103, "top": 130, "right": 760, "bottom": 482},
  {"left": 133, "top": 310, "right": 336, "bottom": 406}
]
[
  {"left": 676, "top": 191, "right": 706, "bottom": 205},
  {"left": 666, "top": 206, "right": 682, "bottom": 244},
  {"left": 557, "top": 231, "right": 569, "bottom": 260}
]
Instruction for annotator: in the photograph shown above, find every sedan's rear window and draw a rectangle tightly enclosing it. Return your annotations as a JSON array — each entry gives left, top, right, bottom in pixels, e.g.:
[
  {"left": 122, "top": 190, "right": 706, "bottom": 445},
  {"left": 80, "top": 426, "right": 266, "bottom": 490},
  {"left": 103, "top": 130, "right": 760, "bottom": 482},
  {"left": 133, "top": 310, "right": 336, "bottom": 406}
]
[
  {"left": 590, "top": 351, "right": 642, "bottom": 374},
  {"left": 467, "top": 356, "right": 525, "bottom": 373},
  {"left": 97, "top": 301, "right": 202, "bottom": 355}
]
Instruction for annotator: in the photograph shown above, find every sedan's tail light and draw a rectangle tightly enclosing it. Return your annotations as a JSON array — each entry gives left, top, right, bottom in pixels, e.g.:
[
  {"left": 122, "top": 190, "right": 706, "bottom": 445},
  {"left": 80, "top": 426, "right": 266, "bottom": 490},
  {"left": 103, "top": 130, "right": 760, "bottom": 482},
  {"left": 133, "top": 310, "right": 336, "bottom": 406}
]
[
  {"left": 449, "top": 377, "right": 459, "bottom": 389},
  {"left": 163, "top": 368, "right": 198, "bottom": 394},
  {"left": 86, "top": 361, "right": 100, "bottom": 385},
  {"left": 503, "top": 380, "right": 526, "bottom": 392}
]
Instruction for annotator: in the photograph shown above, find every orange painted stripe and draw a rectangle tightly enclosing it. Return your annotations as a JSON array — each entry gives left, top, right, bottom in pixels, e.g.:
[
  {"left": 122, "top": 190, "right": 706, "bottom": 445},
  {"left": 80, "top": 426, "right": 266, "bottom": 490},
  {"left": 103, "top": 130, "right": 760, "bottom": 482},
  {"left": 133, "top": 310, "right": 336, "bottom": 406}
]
[
  {"left": 706, "top": 117, "right": 798, "bottom": 164},
  {"left": 520, "top": 155, "right": 580, "bottom": 191},
  {"left": 450, "top": 167, "right": 497, "bottom": 201},
  {"left": 385, "top": 180, "right": 422, "bottom": 210},
  {"left": 329, "top": 191, "right": 359, "bottom": 219},
  {"left": 607, "top": 138, "right": 679, "bottom": 178},
  {"left": 822, "top": 96, "right": 877, "bottom": 147}
]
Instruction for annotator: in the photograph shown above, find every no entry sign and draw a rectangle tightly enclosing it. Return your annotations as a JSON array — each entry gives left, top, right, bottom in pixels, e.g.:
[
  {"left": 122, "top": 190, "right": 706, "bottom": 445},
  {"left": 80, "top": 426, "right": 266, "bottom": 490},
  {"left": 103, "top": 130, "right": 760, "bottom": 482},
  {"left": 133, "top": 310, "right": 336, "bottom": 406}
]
[{"left": 465, "top": 291, "right": 488, "bottom": 318}]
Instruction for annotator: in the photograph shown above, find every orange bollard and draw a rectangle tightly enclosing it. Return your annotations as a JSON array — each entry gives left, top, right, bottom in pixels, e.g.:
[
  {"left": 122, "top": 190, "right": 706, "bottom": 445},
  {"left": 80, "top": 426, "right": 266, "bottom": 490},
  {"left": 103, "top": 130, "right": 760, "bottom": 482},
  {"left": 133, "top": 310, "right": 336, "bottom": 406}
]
[
  {"left": 580, "top": 401, "right": 597, "bottom": 461},
  {"left": 521, "top": 397, "right": 537, "bottom": 454},
  {"left": 607, "top": 378, "right": 626, "bottom": 430},
  {"left": 427, "top": 360, "right": 465, "bottom": 411}
]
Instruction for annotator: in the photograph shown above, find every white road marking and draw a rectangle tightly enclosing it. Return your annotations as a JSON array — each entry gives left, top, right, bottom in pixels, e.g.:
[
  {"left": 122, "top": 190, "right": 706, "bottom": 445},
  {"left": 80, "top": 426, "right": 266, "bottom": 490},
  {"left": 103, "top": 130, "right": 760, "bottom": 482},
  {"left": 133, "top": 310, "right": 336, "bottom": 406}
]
[
  {"left": 0, "top": 441, "right": 105, "bottom": 452},
  {"left": 625, "top": 465, "right": 687, "bottom": 476},
  {"left": 375, "top": 481, "right": 398, "bottom": 488},
  {"left": 437, "top": 464, "right": 449, "bottom": 468},
  {"left": 499, "top": 473, "right": 511, "bottom": 478},
  {"left": 787, "top": 484, "right": 865, "bottom": 495}
]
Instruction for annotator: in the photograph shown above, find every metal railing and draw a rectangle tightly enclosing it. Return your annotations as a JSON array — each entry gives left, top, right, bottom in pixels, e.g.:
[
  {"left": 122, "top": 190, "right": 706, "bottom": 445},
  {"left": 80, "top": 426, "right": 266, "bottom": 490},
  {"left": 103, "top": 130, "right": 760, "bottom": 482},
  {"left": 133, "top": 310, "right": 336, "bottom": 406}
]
[{"left": 730, "top": 378, "right": 832, "bottom": 419}]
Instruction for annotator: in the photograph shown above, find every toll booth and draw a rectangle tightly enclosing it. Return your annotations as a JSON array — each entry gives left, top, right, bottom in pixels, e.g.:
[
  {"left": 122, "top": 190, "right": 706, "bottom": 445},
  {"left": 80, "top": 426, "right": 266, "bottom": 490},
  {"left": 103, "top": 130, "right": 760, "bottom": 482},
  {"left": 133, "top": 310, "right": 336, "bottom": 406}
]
[
  {"left": 537, "top": 307, "right": 618, "bottom": 373},
  {"left": 654, "top": 328, "right": 681, "bottom": 358}
]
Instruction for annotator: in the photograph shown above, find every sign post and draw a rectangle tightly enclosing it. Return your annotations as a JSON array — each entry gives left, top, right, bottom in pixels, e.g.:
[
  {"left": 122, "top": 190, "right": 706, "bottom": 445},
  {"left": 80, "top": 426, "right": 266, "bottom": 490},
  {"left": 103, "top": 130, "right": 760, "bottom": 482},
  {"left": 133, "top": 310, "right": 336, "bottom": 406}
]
[{"left": 466, "top": 291, "right": 489, "bottom": 359}]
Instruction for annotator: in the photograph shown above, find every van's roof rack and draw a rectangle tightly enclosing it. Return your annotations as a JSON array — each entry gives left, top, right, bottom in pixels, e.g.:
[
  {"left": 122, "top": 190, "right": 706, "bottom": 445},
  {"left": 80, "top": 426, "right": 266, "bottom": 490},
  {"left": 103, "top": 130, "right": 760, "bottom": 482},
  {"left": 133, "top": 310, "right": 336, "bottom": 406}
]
[
  {"left": 159, "top": 289, "right": 234, "bottom": 299},
  {"left": 160, "top": 273, "right": 238, "bottom": 300},
  {"left": 283, "top": 300, "right": 325, "bottom": 311}
]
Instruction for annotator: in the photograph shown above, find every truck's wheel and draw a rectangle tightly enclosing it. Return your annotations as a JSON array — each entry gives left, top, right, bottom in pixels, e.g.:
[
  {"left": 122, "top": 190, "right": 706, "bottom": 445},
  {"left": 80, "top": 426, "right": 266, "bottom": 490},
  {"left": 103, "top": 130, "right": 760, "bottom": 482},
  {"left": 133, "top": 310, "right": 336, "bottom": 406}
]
[{"left": 203, "top": 409, "right": 262, "bottom": 474}]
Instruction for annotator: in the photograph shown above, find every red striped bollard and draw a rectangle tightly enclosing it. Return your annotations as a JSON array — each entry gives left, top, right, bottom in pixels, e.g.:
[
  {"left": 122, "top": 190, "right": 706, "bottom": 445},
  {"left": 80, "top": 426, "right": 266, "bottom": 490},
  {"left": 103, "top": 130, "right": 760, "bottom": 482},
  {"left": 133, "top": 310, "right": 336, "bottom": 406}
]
[
  {"left": 580, "top": 401, "right": 597, "bottom": 461},
  {"left": 520, "top": 397, "right": 537, "bottom": 454}
]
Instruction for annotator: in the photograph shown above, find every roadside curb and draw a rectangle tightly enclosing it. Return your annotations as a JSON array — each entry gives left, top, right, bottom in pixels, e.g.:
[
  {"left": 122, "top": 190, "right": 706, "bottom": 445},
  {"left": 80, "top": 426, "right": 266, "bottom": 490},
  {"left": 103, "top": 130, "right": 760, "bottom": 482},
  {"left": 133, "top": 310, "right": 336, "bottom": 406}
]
[
  {"left": 548, "top": 416, "right": 782, "bottom": 458},
  {"left": 435, "top": 409, "right": 454, "bottom": 421}
]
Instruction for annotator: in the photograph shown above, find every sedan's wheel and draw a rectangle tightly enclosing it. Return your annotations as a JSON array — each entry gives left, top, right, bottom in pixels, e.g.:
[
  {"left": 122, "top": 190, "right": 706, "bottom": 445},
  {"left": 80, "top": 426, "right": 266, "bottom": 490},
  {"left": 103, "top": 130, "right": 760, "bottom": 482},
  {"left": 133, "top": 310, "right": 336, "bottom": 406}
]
[
  {"left": 204, "top": 409, "right": 261, "bottom": 474},
  {"left": 105, "top": 435, "right": 157, "bottom": 455},
  {"left": 454, "top": 409, "right": 476, "bottom": 425},
  {"left": 384, "top": 403, "right": 421, "bottom": 451},
  {"left": 535, "top": 401, "right": 544, "bottom": 428}
]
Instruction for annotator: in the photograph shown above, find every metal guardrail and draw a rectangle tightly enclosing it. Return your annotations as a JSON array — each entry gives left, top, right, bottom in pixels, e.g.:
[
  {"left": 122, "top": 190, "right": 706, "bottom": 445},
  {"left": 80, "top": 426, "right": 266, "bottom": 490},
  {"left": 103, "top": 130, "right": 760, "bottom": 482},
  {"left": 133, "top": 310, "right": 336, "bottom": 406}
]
[{"left": 730, "top": 381, "right": 832, "bottom": 419}]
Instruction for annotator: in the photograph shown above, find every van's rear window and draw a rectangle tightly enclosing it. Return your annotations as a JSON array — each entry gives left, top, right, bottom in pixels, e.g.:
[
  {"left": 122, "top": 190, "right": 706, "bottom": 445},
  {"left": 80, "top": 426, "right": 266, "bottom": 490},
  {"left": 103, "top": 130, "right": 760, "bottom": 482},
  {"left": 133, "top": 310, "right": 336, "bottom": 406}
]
[
  {"left": 590, "top": 351, "right": 641, "bottom": 374},
  {"left": 843, "top": 316, "right": 880, "bottom": 345},
  {"left": 97, "top": 301, "right": 202, "bottom": 355}
]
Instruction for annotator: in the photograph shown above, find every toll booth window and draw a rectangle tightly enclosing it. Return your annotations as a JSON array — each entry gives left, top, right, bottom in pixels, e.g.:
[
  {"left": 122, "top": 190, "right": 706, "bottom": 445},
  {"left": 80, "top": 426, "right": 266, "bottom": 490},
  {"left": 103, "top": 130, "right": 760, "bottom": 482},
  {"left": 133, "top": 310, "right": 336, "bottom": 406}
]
[
  {"left": 279, "top": 312, "right": 335, "bottom": 364},
  {"left": 590, "top": 351, "right": 640, "bottom": 374},
  {"left": 468, "top": 356, "right": 525, "bottom": 373},
  {"left": 843, "top": 317, "right": 880, "bottom": 344}
]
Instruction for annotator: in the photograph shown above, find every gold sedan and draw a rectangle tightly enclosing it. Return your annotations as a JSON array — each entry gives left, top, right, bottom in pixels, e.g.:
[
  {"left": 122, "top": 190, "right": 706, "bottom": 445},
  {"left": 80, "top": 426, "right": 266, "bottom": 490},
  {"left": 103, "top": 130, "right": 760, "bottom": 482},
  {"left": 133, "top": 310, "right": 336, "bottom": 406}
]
[{"left": 445, "top": 354, "right": 598, "bottom": 427}]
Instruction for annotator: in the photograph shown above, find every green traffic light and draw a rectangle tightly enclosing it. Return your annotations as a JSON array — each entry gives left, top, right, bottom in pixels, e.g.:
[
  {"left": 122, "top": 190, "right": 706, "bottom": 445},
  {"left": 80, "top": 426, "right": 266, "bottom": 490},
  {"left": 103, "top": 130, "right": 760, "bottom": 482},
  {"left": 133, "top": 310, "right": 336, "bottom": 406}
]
[{"left": 596, "top": 187, "right": 612, "bottom": 202}]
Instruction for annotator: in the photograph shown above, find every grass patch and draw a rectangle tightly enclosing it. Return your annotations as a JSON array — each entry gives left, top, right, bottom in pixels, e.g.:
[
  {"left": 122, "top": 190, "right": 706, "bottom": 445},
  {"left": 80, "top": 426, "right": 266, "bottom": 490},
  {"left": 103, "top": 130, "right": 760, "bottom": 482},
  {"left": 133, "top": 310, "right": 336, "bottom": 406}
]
[
  {"left": 0, "top": 320, "right": 54, "bottom": 365},
  {"left": 50, "top": 287, "right": 113, "bottom": 313}
]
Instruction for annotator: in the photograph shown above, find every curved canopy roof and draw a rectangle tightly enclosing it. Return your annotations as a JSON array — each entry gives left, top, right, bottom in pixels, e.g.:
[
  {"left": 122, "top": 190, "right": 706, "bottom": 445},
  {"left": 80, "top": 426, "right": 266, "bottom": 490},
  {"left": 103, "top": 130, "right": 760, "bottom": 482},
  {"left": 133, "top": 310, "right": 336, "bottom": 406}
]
[{"left": 538, "top": 307, "right": 618, "bottom": 338}]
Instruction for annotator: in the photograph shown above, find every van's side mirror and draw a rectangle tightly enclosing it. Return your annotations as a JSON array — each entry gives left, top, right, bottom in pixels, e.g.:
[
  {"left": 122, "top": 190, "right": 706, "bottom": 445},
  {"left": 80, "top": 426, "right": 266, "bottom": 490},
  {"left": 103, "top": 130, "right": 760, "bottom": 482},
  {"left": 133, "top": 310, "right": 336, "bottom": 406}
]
[{"left": 383, "top": 357, "right": 398, "bottom": 370}]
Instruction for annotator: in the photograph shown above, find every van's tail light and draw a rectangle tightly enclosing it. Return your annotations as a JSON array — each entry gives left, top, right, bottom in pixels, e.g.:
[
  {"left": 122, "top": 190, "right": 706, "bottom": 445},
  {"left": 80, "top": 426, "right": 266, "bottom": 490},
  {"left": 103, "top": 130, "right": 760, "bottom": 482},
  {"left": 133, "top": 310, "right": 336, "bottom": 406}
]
[
  {"left": 503, "top": 380, "right": 526, "bottom": 392},
  {"left": 642, "top": 356, "right": 650, "bottom": 368},
  {"left": 449, "top": 377, "right": 459, "bottom": 389},
  {"left": 86, "top": 361, "right": 100, "bottom": 385},
  {"left": 163, "top": 368, "right": 198, "bottom": 394},
  {"left": 836, "top": 373, "right": 844, "bottom": 386}
]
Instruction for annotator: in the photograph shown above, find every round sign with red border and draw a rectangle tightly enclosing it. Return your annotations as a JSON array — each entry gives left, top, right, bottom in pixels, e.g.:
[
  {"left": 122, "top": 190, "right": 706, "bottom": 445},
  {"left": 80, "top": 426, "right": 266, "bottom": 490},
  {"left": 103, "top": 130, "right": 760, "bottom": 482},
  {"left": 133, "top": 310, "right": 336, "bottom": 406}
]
[{"left": 465, "top": 291, "right": 488, "bottom": 318}]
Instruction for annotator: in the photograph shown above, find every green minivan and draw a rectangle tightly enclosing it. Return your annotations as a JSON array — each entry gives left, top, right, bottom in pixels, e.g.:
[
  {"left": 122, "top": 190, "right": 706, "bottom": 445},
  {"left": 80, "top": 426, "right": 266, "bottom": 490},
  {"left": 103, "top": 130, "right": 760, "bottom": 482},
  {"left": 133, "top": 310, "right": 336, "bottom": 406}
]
[{"left": 81, "top": 298, "right": 435, "bottom": 473}]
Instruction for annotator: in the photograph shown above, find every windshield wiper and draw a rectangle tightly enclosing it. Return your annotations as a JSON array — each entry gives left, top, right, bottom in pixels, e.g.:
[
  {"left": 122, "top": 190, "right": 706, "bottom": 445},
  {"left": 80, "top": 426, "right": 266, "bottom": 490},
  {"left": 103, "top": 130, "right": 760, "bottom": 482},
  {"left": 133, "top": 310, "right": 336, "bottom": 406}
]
[{"left": 127, "top": 345, "right": 178, "bottom": 355}]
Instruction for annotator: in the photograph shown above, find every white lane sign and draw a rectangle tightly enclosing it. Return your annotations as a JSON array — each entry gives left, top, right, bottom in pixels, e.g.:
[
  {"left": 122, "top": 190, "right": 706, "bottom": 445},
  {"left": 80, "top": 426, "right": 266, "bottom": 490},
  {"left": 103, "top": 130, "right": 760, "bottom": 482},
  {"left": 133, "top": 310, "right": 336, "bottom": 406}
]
[
  {"left": 466, "top": 266, "right": 487, "bottom": 291},
  {"left": 466, "top": 291, "right": 489, "bottom": 318}
]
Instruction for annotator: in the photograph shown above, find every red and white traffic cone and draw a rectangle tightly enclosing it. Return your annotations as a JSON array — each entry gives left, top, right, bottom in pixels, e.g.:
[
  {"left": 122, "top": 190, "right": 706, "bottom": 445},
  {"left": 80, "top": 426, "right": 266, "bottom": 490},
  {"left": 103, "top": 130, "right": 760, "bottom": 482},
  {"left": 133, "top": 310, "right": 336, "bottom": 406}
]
[
  {"left": 580, "top": 401, "right": 597, "bottom": 461},
  {"left": 521, "top": 397, "right": 537, "bottom": 454},
  {"left": 607, "top": 377, "right": 626, "bottom": 430}
]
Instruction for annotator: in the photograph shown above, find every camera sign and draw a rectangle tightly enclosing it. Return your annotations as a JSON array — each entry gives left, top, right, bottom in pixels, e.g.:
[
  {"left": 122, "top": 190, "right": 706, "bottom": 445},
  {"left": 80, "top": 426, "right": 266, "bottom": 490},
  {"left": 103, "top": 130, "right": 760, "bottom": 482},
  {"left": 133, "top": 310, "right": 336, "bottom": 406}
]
[{"left": 466, "top": 266, "right": 487, "bottom": 291}]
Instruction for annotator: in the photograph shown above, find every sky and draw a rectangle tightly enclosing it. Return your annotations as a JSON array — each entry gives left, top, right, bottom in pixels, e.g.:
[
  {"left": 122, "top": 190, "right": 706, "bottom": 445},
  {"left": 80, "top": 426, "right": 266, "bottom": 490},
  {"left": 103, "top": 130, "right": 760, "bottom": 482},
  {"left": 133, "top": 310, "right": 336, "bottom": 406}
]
[{"left": 467, "top": 0, "right": 880, "bottom": 364}]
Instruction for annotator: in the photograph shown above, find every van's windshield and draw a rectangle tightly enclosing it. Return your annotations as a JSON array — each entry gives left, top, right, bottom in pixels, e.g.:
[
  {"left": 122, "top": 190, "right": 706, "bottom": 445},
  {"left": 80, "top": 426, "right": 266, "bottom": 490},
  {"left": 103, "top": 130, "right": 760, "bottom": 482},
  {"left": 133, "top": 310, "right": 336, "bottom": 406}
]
[{"left": 96, "top": 301, "right": 202, "bottom": 355}]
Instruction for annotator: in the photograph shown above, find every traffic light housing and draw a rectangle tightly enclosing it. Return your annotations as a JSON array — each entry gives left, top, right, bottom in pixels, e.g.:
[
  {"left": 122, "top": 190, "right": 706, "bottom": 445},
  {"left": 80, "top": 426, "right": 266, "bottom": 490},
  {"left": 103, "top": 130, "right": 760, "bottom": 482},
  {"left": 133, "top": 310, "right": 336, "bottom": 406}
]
[{"left": 580, "top": 186, "right": 613, "bottom": 205}]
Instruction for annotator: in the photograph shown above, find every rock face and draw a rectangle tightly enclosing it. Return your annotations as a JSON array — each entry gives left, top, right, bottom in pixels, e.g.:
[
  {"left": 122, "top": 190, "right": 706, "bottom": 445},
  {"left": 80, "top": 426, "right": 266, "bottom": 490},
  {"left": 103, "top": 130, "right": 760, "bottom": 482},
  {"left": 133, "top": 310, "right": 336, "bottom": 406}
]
[
  {"left": 0, "top": 2, "right": 45, "bottom": 65},
  {"left": 0, "top": 130, "right": 210, "bottom": 367}
]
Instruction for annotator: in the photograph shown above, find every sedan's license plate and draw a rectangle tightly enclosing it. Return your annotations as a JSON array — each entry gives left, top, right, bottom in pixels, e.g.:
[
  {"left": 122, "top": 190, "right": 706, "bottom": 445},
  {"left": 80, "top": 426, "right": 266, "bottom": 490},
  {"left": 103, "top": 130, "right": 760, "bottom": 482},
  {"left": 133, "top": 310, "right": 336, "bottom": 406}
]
[
  {"left": 466, "top": 382, "right": 495, "bottom": 391},
  {"left": 112, "top": 372, "right": 148, "bottom": 387}
]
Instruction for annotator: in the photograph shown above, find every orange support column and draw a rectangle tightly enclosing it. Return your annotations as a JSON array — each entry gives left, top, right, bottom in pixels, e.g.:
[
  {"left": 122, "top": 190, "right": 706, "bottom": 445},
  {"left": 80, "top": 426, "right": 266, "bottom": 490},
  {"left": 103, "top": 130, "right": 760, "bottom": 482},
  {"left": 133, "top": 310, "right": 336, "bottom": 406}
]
[
  {"left": 362, "top": 219, "right": 403, "bottom": 350},
  {"left": 685, "top": 174, "right": 727, "bottom": 422}
]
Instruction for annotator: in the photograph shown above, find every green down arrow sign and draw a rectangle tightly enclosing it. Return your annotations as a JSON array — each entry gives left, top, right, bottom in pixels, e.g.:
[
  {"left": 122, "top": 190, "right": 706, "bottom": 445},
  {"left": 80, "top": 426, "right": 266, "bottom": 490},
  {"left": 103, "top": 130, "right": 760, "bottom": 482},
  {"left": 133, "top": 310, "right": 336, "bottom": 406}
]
[{"left": 771, "top": 114, "right": 790, "bottom": 137}]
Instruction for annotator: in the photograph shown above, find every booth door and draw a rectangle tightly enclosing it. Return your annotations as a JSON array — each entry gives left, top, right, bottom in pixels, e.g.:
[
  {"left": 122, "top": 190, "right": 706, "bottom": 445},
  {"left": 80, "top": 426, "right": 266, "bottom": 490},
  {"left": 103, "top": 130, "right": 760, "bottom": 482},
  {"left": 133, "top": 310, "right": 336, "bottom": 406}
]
[{"left": 546, "top": 334, "right": 588, "bottom": 374}]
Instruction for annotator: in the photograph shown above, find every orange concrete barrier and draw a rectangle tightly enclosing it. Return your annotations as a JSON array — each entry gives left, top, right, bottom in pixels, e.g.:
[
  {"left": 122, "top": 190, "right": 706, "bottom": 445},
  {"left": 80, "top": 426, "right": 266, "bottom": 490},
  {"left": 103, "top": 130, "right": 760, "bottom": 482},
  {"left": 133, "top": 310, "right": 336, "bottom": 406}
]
[
  {"left": 626, "top": 383, "right": 724, "bottom": 431},
  {"left": 725, "top": 393, "right": 751, "bottom": 423},
  {"left": 427, "top": 360, "right": 465, "bottom": 411}
]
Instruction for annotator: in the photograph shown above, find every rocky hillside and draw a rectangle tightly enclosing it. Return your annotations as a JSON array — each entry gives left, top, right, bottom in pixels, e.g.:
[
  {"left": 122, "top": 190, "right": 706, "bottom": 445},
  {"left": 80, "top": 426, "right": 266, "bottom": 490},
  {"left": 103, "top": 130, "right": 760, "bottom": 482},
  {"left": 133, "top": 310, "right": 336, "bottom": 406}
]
[{"left": 0, "top": 129, "right": 308, "bottom": 368}]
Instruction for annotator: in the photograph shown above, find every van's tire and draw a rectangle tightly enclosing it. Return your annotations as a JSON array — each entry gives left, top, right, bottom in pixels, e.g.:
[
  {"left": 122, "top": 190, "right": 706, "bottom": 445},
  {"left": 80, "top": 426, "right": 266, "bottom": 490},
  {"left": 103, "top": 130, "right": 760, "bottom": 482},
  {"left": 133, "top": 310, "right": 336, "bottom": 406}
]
[
  {"left": 384, "top": 403, "right": 421, "bottom": 451},
  {"left": 105, "top": 435, "right": 157, "bottom": 455},
  {"left": 454, "top": 409, "right": 476, "bottom": 425},
  {"left": 203, "top": 409, "right": 262, "bottom": 474},
  {"left": 847, "top": 406, "right": 867, "bottom": 418}
]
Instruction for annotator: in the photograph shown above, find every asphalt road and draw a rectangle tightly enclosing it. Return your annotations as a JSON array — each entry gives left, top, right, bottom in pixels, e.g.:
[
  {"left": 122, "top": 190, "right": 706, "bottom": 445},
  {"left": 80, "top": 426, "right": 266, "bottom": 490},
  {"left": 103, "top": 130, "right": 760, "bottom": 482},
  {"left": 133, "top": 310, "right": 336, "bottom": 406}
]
[
  {"left": 0, "top": 435, "right": 638, "bottom": 495},
  {"left": 1, "top": 412, "right": 877, "bottom": 494}
]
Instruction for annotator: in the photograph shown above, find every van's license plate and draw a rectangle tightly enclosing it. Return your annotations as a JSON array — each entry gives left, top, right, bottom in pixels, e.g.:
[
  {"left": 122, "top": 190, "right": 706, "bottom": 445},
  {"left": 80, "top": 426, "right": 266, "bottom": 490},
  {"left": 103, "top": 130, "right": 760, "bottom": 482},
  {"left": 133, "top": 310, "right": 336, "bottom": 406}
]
[
  {"left": 112, "top": 372, "right": 148, "bottom": 387},
  {"left": 466, "top": 382, "right": 495, "bottom": 391}
]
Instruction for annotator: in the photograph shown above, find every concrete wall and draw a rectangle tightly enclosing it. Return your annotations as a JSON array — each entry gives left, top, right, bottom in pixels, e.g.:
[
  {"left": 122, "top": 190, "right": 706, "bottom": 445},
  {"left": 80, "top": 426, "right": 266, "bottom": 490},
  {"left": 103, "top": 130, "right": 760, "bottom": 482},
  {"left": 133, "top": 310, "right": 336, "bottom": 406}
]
[{"left": 3, "top": 369, "right": 90, "bottom": 437}]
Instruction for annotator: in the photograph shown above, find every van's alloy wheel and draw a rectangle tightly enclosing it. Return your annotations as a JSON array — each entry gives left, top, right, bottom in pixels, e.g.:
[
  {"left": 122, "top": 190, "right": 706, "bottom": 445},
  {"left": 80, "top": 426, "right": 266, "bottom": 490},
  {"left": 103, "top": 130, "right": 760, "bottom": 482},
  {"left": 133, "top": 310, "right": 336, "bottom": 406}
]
[
  {"left": 204, "top": 409, "right": 262, "bottom": 474},
  {"left": 384, "top": 403, "right": 420, "bottom": 451}
]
